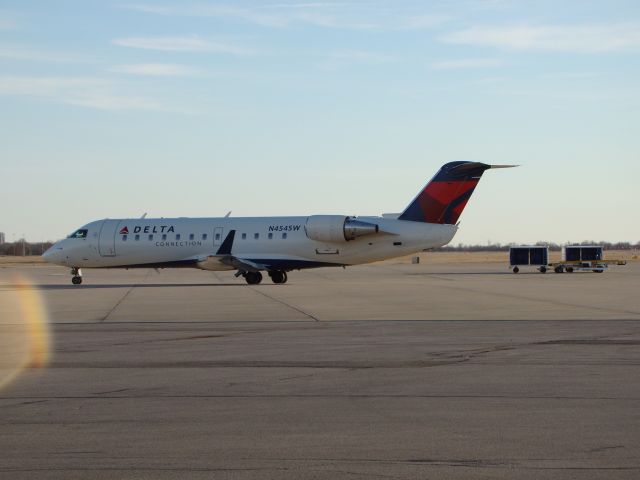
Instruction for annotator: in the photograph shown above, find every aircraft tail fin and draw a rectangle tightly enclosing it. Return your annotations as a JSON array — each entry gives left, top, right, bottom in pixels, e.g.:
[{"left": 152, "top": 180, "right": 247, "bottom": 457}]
[{"left": 398, "top": 162, "right": 516, "bottom": 224}]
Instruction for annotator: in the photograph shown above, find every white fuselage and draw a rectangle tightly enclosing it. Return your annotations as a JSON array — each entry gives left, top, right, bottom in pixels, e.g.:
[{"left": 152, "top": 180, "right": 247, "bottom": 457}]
[{"left": 43, "top": 215, "right": 457, "bottom": 271}]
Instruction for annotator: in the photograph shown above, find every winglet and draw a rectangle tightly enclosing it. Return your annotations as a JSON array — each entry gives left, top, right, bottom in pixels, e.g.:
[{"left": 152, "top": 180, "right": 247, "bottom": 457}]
[{"left": 216, "top": 230, "right": 235, "bottom": 255}]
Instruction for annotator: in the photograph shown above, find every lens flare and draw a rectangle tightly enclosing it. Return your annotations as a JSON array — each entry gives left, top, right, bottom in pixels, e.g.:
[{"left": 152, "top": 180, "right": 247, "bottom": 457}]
[{"left": 0, "top": 275, "right": 51, "bottom": 389}]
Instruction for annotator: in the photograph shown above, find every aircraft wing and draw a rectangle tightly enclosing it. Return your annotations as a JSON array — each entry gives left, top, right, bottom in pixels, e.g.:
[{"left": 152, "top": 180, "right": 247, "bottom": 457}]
[
  {"left": 223, "top": 256, "right": 266, "bottom": 272},
  {"left": 195, "top": 253, "right": 267, "bottom": 272},
  {"left": 195, "top": 229, "right": 269, "bottom": 272}
]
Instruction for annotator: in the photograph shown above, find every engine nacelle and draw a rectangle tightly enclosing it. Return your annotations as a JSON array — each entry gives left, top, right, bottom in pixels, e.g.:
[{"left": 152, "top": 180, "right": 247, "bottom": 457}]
[{"left": 305, "top": 215, "right": 379, "bottom": 243}]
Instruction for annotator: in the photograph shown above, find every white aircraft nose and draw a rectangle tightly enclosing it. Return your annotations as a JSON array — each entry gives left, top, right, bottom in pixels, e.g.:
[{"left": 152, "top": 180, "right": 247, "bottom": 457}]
[{"left": 42, "top": 245, "right": 61, "bottom": 263}]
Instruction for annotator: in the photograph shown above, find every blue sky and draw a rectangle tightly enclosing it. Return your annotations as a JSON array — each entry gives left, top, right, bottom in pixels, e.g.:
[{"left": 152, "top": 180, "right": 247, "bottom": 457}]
[{"left": 1, "top": 0, "right": 639, "bottom": 244}]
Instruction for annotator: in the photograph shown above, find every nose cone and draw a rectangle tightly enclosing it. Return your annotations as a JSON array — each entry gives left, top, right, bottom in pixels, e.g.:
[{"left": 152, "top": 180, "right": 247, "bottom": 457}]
[{"left": 42, "top": 244, "right": 61, "bottom": 264}]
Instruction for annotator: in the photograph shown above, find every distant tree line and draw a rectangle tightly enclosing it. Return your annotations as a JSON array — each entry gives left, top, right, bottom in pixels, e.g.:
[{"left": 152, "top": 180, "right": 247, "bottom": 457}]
[
  {"left": 0, "top": 241, "right": 54, "bottom": 256},
  {"left": 0, "top": 240, "right": 638, "bottom": 256},
  {"left": 434, "top": 241, "right": 640, "bottom": 252}
]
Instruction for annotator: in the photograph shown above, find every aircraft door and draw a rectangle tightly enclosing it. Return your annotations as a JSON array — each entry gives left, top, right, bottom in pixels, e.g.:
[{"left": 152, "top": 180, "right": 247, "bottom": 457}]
[
  {"left": 98, "top": 219, "right": 119, "bottom": 257},
  {"left": 213, "top": 227, "right": 224, "bottom": 247}
]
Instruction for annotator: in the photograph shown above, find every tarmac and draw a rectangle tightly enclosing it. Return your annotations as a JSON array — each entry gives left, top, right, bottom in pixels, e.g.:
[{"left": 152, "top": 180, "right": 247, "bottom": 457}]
[{"left": 0, "top": 261, "right": 639, "bottom": 479}]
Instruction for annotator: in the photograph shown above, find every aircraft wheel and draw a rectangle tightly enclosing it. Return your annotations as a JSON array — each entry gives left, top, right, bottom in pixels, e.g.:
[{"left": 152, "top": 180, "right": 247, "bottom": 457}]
[
  {"left": 566, "top": 267, "right": 574, "bottom": 273},
  {"left": 245, "top": 271, "right": 263, "bottom": 285},
  {"left": 269, "top": 271, "right": 286, "bottom": 284},
  {"left": 512, "top": 267, "right": 519, "bottom": 274},
  {"left": 282, "top": 272, "right": 288, "bottom": 284},
  {"left": 540, "top": 266, "right": 547, "bottom": 273},
  {"left": 71, "top": 276, "right": 82, "bottom": 285},
  {"left": 554, "top": 266, "right": 563, "bottom": 273}
]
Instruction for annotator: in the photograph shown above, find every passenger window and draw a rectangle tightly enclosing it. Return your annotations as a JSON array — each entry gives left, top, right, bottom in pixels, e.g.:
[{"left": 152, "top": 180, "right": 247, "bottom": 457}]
[
  {"left": 148, "top": 234, "right": 153, "bottom": 241},
  {"left": 135, "top": 234, "right": 140, "bottom": 241},
  {"left": 282, "top": 233, "right": 287, "bottom": 239},
  {"left": 122, "top": 235, "right": 128, "bottom": 241},
  {"left": 242, "top": 233, "right": 247, "bottom": 240},
  {"left": 189, "top": 233, "right": 194, "bottom": 240},
  {"left": 202, "top": 234, "right": 208, "bottom": 240},
  {"left": 176, "top": 234, "right": 181, "bottom": 240},
  {"left": 254, "top": 233, "right": 259, "bottom": 239},
  {"left": 162, "top": 234, "right": 167, "bottom": 241},
  {"left": 268, "top": 233, "right": 273, "bottom": 239}
]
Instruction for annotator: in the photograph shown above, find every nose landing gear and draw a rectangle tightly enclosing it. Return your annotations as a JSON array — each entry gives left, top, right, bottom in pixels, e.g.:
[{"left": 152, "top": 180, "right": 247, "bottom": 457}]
[{"left": 71, "top": 267, "right": 83, "bottom": 285}]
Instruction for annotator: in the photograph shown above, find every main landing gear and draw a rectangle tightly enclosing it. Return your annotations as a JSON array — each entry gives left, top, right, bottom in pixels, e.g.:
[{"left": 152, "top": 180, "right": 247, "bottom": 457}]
[
  {"left": 244, "top": 271, "right": 263, "bottom": 285},
  {"left": 268, "top": 270, "right": 288, "bottom": 284},
  {"left": 71, "top": 267, "right": 83, "bottom": 285},
  {"left": 240, "top": 270, "right": 288, "bottom": 285}
]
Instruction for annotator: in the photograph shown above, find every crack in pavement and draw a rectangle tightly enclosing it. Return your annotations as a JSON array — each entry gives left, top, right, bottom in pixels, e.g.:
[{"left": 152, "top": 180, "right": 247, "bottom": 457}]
[
  {"left": 2, "top": 394, "right": 637, "bottom": 400},
  {"left": 100, "top": 270, "right": 152, "bottom": 322},
  {"left": 247, "top": 286, "right": 320, "bottom": 322}
]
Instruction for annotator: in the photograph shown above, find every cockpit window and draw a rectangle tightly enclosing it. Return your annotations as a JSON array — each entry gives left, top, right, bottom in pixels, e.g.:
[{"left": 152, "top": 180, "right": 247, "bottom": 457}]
[{"left": 67, "top": 229, "right": 88, "bottom": 239}]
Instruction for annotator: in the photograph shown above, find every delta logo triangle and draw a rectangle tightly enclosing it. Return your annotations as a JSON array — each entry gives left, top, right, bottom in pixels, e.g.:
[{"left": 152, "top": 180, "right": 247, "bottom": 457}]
[{"left": 119, "top": 226, "right": 129, "bottom": 235}]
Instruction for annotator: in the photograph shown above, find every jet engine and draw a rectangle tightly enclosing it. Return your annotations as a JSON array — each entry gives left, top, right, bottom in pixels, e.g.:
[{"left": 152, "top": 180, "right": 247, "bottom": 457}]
[{"left": 305, "top": 215, "right": 379, "bottom": 243}]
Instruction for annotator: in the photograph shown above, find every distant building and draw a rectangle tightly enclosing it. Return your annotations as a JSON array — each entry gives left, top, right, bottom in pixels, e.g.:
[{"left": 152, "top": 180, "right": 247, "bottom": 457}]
[{"left": 0, "top": 232, "right": 4, "bottom": 245}]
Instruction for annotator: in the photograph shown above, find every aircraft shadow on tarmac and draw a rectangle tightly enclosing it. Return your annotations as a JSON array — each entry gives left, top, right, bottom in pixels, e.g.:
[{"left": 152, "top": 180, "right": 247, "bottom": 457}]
[
  {"left": 13, "top": 283, "right": 254, "bottom": 290},
  {"left": 408, "top": 271, "right": 515, "bottom": 276}
]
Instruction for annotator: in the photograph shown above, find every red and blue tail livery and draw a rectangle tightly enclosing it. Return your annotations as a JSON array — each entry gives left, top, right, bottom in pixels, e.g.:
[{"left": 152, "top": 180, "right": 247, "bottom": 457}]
[{"left": 399, "top": 162, "right": 514, "bottom": 225}]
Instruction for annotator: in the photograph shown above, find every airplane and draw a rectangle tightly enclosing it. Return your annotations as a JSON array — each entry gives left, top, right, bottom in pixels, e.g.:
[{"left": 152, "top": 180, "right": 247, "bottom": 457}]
[{"left": 43, "top": 161, "right": 514, "bottom": 285}]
